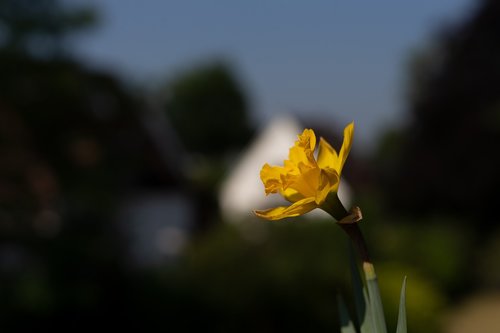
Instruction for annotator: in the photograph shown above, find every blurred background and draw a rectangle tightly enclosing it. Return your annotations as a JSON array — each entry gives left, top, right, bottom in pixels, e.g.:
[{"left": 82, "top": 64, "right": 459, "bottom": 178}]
[{"left": 1, "top": 0, "right": 499, "bottom": 331}]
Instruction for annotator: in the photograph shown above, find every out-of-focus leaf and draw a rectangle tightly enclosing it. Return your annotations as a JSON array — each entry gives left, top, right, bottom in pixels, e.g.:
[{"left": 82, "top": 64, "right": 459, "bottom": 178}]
[
  {"left": 366, "top": 273, "right": 387, "bottom": 333},
  {"left": 395, "top": 276, "right": 407, "bottom": 333},
  {"left": 337, "top": 294, "right": 358, "bottom": 333},
  {"left": 350, "top": 246, "right": 373, "bottom": 333}
]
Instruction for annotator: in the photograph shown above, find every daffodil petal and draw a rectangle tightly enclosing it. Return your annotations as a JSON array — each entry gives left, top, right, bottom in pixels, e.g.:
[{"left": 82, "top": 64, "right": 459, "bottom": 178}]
[
  {"left": 285, "top": 166, "right": 320, "bottom": 199},
  {"left": 280, "top": 187, "right": 304, "bottom": 202},
  {"left": 315, "top": 168, "right": 340, "bottom": 204},
  {"left": 337, "top": 122, "right": 354, "bottom": 173},
  {"left": 298, "top": 129, "right": 316, "bottom": 152},
  {"left": 254, "top": 197, "right": 318, "bottom": 221},
  {"left": 287, "top": 129, "right": 317, "bottom": 169},
  {"left": 260, "top": 163, "right": 286, "bottom": 195},
  {"left": 317, "top": 137, "right": 338, "bottom": 170},
  {"left": 288, "top": 145, "right": 316, "bottom": 169},
  {"left": 255, "top": 124, "right": 354, "bottom": 221}
]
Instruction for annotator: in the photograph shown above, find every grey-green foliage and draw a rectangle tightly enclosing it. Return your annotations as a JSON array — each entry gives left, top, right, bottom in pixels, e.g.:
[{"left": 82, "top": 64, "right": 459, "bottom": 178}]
[
  {"left": 366, "top": 275, "right": 388, "bottom": 333},
  {"left": 341, "top": 249, "right": 406, "bottom": 333},
  {"left": 350, "top": 250, "right": 374, "bottom": 333},
  {"left": 395, "top": 277, "right": 407, "bottom": 333},
  {"left": 338, "top": 295, "right": 357, "bottom": 333}
]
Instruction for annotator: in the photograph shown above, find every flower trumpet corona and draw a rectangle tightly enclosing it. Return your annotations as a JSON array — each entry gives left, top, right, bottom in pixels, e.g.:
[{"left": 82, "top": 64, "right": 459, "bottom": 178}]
[{"left": 255, "top": 122, "right": 355, "bottom": 221}]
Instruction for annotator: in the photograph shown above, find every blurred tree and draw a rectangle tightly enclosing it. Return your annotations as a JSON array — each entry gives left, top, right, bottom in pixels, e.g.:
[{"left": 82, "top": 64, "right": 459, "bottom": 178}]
[
  {"left": 163, "top": 62, "right": 255, "bottom": 232},
  {"left": 0, "top": 1, "right": 191, "bottom": 328},
  {"left": 0, "top": 0, "right": 96, "bottom": 56},
  {"left": 380, "top": 0, "right": 500, "bottom": 226},
  {"left": 164, "top": 62, "right": 253, "bottom": 156}
]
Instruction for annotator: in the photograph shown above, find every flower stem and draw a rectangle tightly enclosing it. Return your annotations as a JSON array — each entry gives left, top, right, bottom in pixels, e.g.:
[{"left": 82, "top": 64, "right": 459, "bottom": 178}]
[
  {"left": 338, "top": 223, "right": 371, "bottom": 267},
  {"left": 323, "top": 194, "right": 387, "bottom": 332},
  {"left": 322, "top": 193, "right": 373, "bottom": 268}
]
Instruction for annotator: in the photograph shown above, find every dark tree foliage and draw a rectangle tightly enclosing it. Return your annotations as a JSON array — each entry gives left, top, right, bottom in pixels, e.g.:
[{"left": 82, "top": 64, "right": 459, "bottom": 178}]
[
  {"left": 0, "top": 0, "right": 95, "bottom": 55},
  {"left": 0, "top": 28, "right": 183, "bottom": 332},
  {"left": 164, "top": 62, "right": 253, "bottom": 156},
  {"left": 381, "top": 0, "right": 500, "bottom": 225}
]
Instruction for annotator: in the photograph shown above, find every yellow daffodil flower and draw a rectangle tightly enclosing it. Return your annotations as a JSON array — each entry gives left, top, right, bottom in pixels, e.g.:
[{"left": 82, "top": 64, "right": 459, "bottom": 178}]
[{"left": 255, "top": 122, "right": 354, "bottom": 221}]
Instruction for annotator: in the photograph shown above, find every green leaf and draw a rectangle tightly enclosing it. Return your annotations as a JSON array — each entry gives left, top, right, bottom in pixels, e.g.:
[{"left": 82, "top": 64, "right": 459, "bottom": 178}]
[
  {"left": 337, "top": 294, "right": 358, "bottom": 333},
  {"left": 365, "top": 271, "right": 388, "bottom": 333},
  {"left": 350, "top": 247, "right": 374, "bottom": 333},
  {"left": 395, "top": 276, "right": 407, "bottom": 333}
]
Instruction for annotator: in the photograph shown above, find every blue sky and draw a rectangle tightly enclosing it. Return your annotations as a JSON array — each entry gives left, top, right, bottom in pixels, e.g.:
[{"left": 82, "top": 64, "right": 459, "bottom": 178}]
[{"left": 67, "top": 0, "right": 473, "bottom": 149}]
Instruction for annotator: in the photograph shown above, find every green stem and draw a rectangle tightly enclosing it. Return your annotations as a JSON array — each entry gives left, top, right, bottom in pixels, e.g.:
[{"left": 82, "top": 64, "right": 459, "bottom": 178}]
[
  {"left": 322, "top": 193, "right": 372, "bottom": 266},
  {"left": 323, "top": 193, "right": 387, "bottom": 333},
  {"left": 339, "top": 223, "right": 371, "bottom": 267}
]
